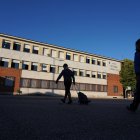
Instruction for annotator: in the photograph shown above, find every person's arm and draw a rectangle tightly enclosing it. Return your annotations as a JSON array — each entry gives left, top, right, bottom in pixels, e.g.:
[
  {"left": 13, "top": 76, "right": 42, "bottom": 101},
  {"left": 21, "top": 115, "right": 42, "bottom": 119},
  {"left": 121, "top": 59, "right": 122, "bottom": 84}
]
[{"left": 56, "top": 71, "right": 63, "bottom": 84}]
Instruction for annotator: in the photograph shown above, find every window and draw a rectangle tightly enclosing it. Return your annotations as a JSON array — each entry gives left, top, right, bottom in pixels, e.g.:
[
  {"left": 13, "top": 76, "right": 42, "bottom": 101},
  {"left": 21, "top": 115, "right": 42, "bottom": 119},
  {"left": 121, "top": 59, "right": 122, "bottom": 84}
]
[
  {"left": 11, "top": 60, "right": 20, "bottom": 69},
  {"left": 59, "top": 51, "right": 64, "bottom": 59},
  {"left": 97, "top": 73, "right": 101, "bottom": 79},
  {"left": 73, "top": 69, "right": 78, "bottom": 76},
  {"left": 97, "top": 60, "right": 101, "bottom": 66},
  {"left": 0, "top": 58, "right": 9, "bottom": 67},
  {"left": 50, "top": 65, "right": 55, "bottom": 73},
  {"left": 57, "top": 81, "right": 65, "bottom": 89},
  {"left": 92, "top": 85, "right": 96, "bottom": 91},
  {"left": 13, "top": 42, "right": 21, "bottom": 51},
  {"left": 2, "top": 40, "right": 11, "bottom": 49},
  {"left": 20, "top": 78, "right": 30, "bottom": 87},
  {"left": 66, "top": 53, "right": 71, "bottom": 60},
  {"left": 73, "top": 54, "right": 78, "bottom": 61},
  {"left": 80, "top": 55, "right": 85, "bottom": 63},
  {"left": 50, "top": 81, "right": 57, "bottom": 89},
  {"left": 22, "top": 61, "right": 29, "bottom": 70},
  {"left": 86, "top": 57, "right": 90, "bottom": 64},
  {"left": 79, "top": 83, "right": 86, "bottom": 91},
  {"left": 113, "top": 86, "right": 118, "bottom": 93},
  {"left": 103, "top": 85, "right": 107, "bottom": 92},
  {"left": 51, "top": 50, "right": 57, "bottom": 57},
  {"left": 86, "top": 71, "right": 91, "bottom": 77},
  {"left": 92, "top": 72, "right": 96, "bottom": 78},
  {"left": 24, "top": 44, "right": 30, "bottom": 53},
  {"left": 58, "top": 66, "right": 63, "bottom": 73},
  {"left": 41, "top": 80, "right": 50, "bottom": 89},
  {"left": 30, "top": 79, "right": 40, "bottom": 88},
  {"left": 43, "top": 48, "right": 50, "bottom": 56},
  {"left": 86, "top": 84, "right": 92, "bottom": 91},
  {"left": 32, "top": 46, "right": 39, "bottom": 54},
  {"left": 42, "top": 64, "right": 47, "bottom": 72},
  {"left": 103, "top": 73, "right": 107, "bottom": 79},
  {"left": 103, "top": 61, "right": 106, "bottom": 66},
  {"left": 97, "top": 85, "right": 102, "bottom": 92},
  {"left": 79, "top": 70, "right": 84, "bottom": 76},
  {"left": 92, "top": 59, "right": 96, "bottom": 64},
  {"left": 31, "top": 63, "right": 38, "bottom": 71}
]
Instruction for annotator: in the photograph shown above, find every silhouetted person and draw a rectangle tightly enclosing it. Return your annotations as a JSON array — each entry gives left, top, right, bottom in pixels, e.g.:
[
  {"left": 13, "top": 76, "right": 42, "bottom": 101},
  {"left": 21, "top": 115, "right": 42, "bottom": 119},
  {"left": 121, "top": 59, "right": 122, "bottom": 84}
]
[
  {"left": 127, "top": 39, "right": 140, "bottom": 112},
  {"left": 56, "top": 63, "right": 75, "bottom": 104}
]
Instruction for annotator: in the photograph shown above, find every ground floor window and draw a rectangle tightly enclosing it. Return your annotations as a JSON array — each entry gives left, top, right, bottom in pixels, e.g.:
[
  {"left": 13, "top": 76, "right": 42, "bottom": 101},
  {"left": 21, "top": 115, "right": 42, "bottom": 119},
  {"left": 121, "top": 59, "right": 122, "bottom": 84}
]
[{"left": 20, "top": 78, "right": 107, "bottom": 92}]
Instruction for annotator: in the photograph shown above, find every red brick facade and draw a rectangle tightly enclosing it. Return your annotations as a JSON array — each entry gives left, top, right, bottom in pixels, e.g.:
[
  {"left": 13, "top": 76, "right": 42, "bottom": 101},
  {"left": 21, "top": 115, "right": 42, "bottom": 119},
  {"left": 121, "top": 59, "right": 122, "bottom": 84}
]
[
  {"left": 107, "top": 73, "right": 123, "bottom": 96},
  {"left": 0, "top": 67, "right": 22, "bottom": 94}
]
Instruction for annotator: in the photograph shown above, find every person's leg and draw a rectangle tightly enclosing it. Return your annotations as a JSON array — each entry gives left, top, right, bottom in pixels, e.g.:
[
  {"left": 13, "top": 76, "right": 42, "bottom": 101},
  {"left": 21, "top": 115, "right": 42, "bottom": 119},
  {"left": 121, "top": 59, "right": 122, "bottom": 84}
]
[
  {"left": 127, "top": 79, "right": 140, "bottom": 111},
  {"left": 64, "top": 82, "right": 72, "bottom": 104}
]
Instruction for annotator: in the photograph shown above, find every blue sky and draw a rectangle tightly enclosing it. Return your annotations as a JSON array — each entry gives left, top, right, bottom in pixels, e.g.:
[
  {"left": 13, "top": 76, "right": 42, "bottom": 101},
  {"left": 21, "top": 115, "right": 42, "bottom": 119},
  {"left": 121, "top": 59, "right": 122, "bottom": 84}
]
[{"left": 0, "top": 0, "right": 140, "bottom": 60}]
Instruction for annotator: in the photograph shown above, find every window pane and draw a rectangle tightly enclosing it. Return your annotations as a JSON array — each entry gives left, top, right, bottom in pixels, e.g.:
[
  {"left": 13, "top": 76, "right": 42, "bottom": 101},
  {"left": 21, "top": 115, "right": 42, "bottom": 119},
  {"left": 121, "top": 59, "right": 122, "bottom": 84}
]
[
  {"left": 20, "top": 78, "right": 30, "bottom": 87},
  {"left": 30, "top": 79, "right": 40, "bottom": 88},
  {"left": 2, "top": 40, "right": 11, "bottom": 49},
  {"left": 13, "top": 42, "right": 21, "bottom": 51}
]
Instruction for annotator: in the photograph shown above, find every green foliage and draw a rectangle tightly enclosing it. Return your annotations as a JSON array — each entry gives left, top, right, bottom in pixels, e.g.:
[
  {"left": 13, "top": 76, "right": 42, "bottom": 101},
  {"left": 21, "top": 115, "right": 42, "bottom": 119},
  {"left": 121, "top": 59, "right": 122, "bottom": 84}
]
[{"left": 120, "top": 59, "right": 136, "bottom": 90}]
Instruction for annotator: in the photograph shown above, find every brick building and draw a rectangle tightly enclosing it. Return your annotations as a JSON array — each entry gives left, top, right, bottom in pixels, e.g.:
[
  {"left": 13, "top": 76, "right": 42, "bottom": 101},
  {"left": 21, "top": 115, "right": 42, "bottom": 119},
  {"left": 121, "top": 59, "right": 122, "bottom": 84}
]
[{"left": 0, "top": 33, "right": 123, "bottom": 98}]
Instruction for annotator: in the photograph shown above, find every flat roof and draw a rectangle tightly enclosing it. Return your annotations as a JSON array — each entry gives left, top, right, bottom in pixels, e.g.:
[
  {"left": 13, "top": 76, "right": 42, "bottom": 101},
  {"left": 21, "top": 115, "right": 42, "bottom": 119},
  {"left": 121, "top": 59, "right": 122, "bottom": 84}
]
[{"left": 0, "top": 33, "right": 121, "bottom": 62}]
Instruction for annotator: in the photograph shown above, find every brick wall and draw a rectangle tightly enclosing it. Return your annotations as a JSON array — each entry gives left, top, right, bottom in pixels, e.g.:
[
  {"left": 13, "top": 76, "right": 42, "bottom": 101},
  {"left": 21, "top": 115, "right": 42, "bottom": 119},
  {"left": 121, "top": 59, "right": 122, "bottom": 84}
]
[
  {"left": 107, "top": 73, "right": 123, "bottom": 96},
  {"left": 0, "top": 67, "right": 22, "bottom": 94}
]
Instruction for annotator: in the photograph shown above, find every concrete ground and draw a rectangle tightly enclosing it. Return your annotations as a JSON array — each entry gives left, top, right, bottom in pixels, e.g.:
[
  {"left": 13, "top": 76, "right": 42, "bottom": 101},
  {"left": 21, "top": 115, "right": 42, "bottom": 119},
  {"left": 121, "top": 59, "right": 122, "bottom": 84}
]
[{"left": 0, "top": 95, "right": 140, "bottom": 140}]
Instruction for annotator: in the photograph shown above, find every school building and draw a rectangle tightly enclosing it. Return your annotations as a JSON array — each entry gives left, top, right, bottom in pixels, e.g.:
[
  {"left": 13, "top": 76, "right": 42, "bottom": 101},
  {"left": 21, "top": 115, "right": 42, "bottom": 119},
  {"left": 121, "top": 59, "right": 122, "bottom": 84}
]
[{"left": 0, "top": 33, "right": 123, "bottom": 98}]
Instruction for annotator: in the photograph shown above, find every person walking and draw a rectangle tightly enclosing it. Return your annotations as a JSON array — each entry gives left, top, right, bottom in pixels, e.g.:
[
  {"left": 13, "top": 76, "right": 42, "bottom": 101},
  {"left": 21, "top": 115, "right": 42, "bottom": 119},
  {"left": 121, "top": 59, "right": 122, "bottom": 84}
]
[
  {"left": 127, "top": 39, "right": 140, "bottom": 112},
  {"left": 56, "top": 63, "right": 75, "bottom": 104}
]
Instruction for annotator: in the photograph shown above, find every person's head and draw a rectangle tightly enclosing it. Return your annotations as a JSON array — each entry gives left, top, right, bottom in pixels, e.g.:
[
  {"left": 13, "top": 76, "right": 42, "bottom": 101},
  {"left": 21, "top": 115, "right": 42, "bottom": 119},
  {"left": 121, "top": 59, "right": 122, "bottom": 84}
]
[
  {"left": 63, "top": 63, "right": 68, "bottom": 69},
  {"left": 135, "top": 39, "right": 140, "bottom": 52}
]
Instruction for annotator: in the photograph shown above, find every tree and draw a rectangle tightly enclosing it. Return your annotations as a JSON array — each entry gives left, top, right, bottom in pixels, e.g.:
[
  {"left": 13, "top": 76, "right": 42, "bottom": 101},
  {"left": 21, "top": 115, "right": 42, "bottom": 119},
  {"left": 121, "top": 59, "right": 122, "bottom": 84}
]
[{"left": 120, "top": 59, "right": 136, "bottom": 91}]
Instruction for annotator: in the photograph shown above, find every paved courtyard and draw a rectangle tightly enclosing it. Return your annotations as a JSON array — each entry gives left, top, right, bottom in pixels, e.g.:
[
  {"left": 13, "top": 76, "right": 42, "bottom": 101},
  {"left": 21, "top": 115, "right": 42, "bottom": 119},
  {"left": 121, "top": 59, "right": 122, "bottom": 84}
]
[{"left": 0, "top": 95, "right": 140, "bottom": 140}]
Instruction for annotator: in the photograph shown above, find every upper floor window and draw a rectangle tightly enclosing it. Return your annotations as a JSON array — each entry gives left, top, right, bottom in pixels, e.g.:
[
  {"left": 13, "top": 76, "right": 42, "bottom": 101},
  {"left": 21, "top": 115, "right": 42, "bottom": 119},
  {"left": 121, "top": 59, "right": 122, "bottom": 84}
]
[
  {"left": 103, "top": 61, "right": 106, "bottom": 66},
  {"left": 86, "top": 71, "right": 91, "bottom": 77},
  {"left": 22, "top": 61, "right": 29, "bottom": 70},
  {"left": 59, "top": 51, "right": 64, "bottom": 59},
  {"left": 73, "top": 54, "right": 78, "bottom": 61},
  {"left": 51, "top": 50, "right": 57, "bottom": 58},
  {"left": 86, "top": 57, "right": 90, "bottom": 64},
  {"left": 92, "top": 71, "right": 96, "bottom": 78},
  {"left": 0, "top": 58, "right": 9, "bottom": 67},
  {"left": 32, "top": 46, "right": 39, "bottom": 54},
  {"left": 59, "top": 66, "right": 63, "bottom": 73},
  {"left": 97, "top": 72, "right": 102, "bottom": 79},
  {"left": 42, "top": 64, "right": 47, "bottom": 72},
  {"left": 79, "top": 70, "right": 84, "bottom": 76},
  {"left": 31, "top": 62, "right": 38, "bottom": 71},
  {"left": 13, "top": 42, "right": 21, "bottom": 51},
  {"left": 92, "top": 59, "right": 96, "bottom": 65},
  {"left": 73, "top": 69, "right": 78, "bottom": 76},
  {"left": 97, "top": 60, "right": 101, "bottom": 66},
  {"left": 43, "top": 48, "right": 50, "bottom": 56},
  {"left": 50, "top": 65, "right": 55, "bottom": 73},
  {"left": 80, "top": 55, "right": 85, "bottom": 63},
  {"left": 66, "top": 53, "right": 71, "bottom": 60},
  {"left": 11, "top": 60, "right": 20, "bottom": 69},
  {"left": 103, "top": 73, "right": 107, "bottom": 79},
  {"left": 2, "top": 40, "right": 11, "bottom": 49},
  {"left": 24, "top": 44, "right": 30, "bottom": 53}
]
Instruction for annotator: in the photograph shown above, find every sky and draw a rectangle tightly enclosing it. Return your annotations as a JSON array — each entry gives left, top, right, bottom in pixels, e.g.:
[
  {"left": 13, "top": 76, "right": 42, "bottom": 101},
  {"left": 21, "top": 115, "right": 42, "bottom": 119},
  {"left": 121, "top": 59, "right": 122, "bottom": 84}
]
[{"left": 0, "top": 0, "right": 140, "bottom": 60}]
